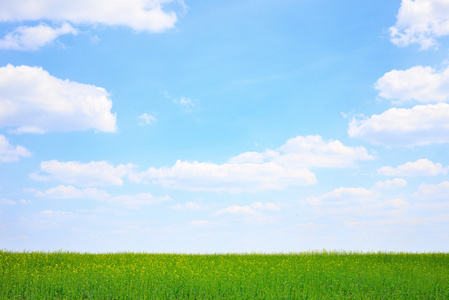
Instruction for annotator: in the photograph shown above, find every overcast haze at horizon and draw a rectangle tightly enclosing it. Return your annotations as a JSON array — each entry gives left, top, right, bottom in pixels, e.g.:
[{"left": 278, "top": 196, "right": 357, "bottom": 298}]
[{"left": 1, "top": 0, "right": 449, "bottom": 253}]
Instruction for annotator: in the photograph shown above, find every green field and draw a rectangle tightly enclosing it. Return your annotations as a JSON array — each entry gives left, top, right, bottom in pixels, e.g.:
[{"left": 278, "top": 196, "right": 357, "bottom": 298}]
[{"left": 1, "top": 250, "right": 448, "bottom": 299}]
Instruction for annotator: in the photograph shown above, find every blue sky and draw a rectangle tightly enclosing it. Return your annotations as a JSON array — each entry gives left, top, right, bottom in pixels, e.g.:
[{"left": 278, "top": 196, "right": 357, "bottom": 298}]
[{"left": 1, "top": 0, "right": 449, "bottom": 253}]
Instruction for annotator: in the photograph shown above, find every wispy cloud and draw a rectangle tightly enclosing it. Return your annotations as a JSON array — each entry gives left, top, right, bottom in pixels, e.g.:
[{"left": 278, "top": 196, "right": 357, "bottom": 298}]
[
  {"left": 133, "top": 160, "right": 316, "bottom": 193},
  {"left": 32, "top": 185, "right": 170, "bottom": 209},
  {"left": 173, "top": 97, "right": 196, "bottom": 110},
  {"left": 138, "top": 113, "right": 157, "bottom": 125},
  {"left": 0, "top": 135, "right": 31, "bottom": 162},
  {"left": 0, "top": 23, "right": 77, "bottom": 51},
  {"left": 169, "top": 202, "right": 201, "bottom": 211},
  {"left": 30, "top": 160, "right": 134, "bottom": 187},
  {"left": 414, "top": 181, "right": 449, "bottom": 200}
]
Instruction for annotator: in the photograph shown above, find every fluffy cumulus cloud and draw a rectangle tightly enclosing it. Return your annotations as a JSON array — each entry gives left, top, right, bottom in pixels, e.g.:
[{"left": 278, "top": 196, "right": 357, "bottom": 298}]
[
  {"left": 378, "top": 159, "right": 448, "bottom": 177},
  {"left": 0, "top": 134, "right": 31, "bottom": 162},
  {"left": 376, "top": 65, "right": 449, "bottom": 105},
  {"left": 131, "top": 135, "right": 374, "bottom": 193},
  {"left": 390, "top": 0, "right": 449, "bottom": 49},
  {"left": 0, "top": 0, "right": 181, "bottom": 33},
  {"left": 229, "top": 135, "right": 374, "bottom": 168},
  {"left": 30, "top": 160, "right": 133, "bottom": 187},
  {"left": 0, "top": 23, "right": 77, "bottom": 51},
  {"left": 134, "top": 160, "right": 317, "bottom": 193},
  {"left": 0, "top": 64, "right": 117, "bottom": 133},
  {"left": 414, "top": 181, "right": 449, "bottom": 200},
  {"left": 348, "top": 103, "right": 449, "bottom": 146}
]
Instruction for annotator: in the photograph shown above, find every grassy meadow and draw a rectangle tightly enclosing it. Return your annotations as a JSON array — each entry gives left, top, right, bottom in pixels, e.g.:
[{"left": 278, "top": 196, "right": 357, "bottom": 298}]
[{"left": 1, "top": 250, "right": 448, "bottom": 299}]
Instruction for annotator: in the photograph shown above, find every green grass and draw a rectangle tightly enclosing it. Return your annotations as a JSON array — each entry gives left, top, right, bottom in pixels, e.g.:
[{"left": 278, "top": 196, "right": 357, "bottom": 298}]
[{"left": 1, "top": 250, "right": 448, "bottom": 299}]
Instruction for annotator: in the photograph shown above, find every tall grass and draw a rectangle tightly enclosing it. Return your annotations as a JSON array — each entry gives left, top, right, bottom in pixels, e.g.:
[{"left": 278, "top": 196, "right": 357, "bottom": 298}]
[{"left": 1, "top": 249, "right": 448, "bottom": 299}]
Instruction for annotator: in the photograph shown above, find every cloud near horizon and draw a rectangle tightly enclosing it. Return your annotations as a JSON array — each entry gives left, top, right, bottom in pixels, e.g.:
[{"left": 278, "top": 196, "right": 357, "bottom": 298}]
[
  {"left": 27, "top": 135, "right": 374, "bottom": 194},
  {"left": 134, "top": 160, "right": 317, "bottom": 193},
  {"left": 32, "top": 185, "right": 170, "bottom": 209},
  {"left": 133, "top": 135, "right": 373, "bottom": 193}
]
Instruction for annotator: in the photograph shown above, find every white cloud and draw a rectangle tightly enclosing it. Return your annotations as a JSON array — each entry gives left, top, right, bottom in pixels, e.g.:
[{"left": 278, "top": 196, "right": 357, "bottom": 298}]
[
  {"left": 229, "top": 135, "right": 374, "bottom": 168},
  {"left": 343, "top": 214, "right": 449, "bottom": 228},
  {"left": 0, "top": 64, "right": 117, "bottom": 133},
  {"left": 135, "top": 160, "right": 316, "bottom": 193},
  {"left": 138, "top": 113, "right": 156, "bottom": 125},
  {"left": 384, "top": 198, "right": 409, "bottom": 208},
  {"left": 34, "top": 185, "right": 85, "bottom": 199},
  {"left": 414, "top": 181, "right": 449, "bottom": 200},
  {"left": 32, "top": 185, "right": 169, "bottom": 208},
  {"left": 40, "top": 210, "right": 75, "bottom": 218},
  {"left": 214, "top": 202, "right": 281, "bottom": 217},
  {"left": 188, "top": 220, "right": 209, "bottom": 226},
  {"left": 133, "top": 135, "right": 374, "bottom": 193},
  {"left": 109, "top": 193, "right": 171, "bottom": 209},
  {"left": 30, "top": 160, "right": 133, "bottom": 187},
  {"left": 417, "top": 201, "right": 449, "bottom": 210},
  {"left": 0, "top": 23, "right": 77, "bottom": 51},
  {"left": 390, "top": 0, "right": 449, "bottom": 49},
  {"left": 83, "top": 188, "right": 111, "bottom": 200},
  {"left": 174, "top": 97, "right": 195, "bottom": 109},
  {"left": 374, "top": 178, "right": 408, "bottom": 190},
  {"left": 348, "top": 103, "right": 449, "bottom": 146},
  {"left": 169, "top": 202, "right": 201, "bottom": 211},
  {"left": 164, "top": 92, "right": 197, "bottom": 110},
  {"left": 305, "top": 187, "right": 378, "bottom": 206},
  {"left": 214, "top": 205, "right": 259, "bottom": 216},
  {"left": 250, "top": 202, "right": 281, "bottom": 211},
  {"left": 303, "top": 186, "right": 410, "bottom": 220},
  {"left": 0, "top": 134, "right": 31, "bottom": 162},
  {"left": 0, "top": 198, "right": 16, "bottom": 205},
  {"left": 376, "top": 65, "right": 449, "bottom": 104},
  {"left": 378, "top": 159, "right": 448, "bottom": 177},
  {"left": 0, "top": 0, "right": 180, "bottom": 33},
  {"left": 33, "top": 185, "right": 110, "bottom": 200}
]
